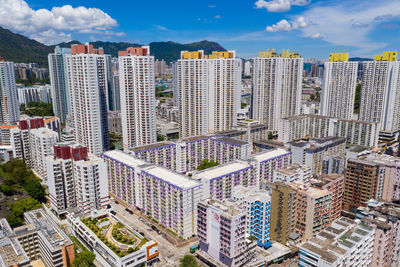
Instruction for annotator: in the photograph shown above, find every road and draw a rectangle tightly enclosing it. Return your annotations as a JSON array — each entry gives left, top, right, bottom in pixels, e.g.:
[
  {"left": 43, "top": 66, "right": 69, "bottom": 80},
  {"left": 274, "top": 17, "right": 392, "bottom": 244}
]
[{"left": 111, "top": 201, "right": 198, "bottom": 266}]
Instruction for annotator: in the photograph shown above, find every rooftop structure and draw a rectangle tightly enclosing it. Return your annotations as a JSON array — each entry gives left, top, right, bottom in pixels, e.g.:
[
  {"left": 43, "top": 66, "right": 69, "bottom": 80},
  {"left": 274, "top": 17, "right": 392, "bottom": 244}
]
[
  {"left": 0, "top": 219, "right": 30, "bottom": 267},
  {"left": 299, "top": 217, "right": 375, "bottom": 266}
]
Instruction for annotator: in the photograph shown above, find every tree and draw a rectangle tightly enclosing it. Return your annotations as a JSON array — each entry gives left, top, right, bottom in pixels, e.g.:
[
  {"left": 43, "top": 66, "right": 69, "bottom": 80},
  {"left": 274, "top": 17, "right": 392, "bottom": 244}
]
[
  {"left": 241, "top": 103, "right": 247, "bottom": 109},
  {"left": 157, "top": 134, "right": 165, "bottom": 141},
  {"left": 24, "top": 179, "right": 46, "bottom": 202},
  {"left": 180, "top": 255, "right": 199, "bottom": 267},
  {"left": 0, "top": 184, "right": 14, "bottom": 196},
  {"left": 268, "top": 132, "right": 274, "bottom": 140},
  {"left": 197, "top": 159, "right": 219, "bottom": 170},
  {"left": 72, "top": 250, "right": 95, "bottom": 267},
  {"left": 8, "top": 197, "right": 41, "bottom": 227}
]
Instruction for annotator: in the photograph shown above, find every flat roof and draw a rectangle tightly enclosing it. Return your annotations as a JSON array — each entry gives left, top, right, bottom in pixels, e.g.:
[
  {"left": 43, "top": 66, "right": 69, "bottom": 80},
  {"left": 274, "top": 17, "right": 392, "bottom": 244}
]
[
  {"left": 215, "top": 136, "right": 248, "bottom": 146},
  {"left": 143, "top": 165, "right": 201, "bottom": 190},
  {"left": 24, "top": 208, "right": 72, "bottom": 251},
  {"left": 252, "top": 148, "right": 291, "bottom": 162},
  {"left": 131, "top": 141, "right": 175, "bottom": 152},
  {"left": 195, "top": 161, "right": 251, "bottom": 180},
  {"left": 102, "top": 150, "right": 147, "bottom": 168}
]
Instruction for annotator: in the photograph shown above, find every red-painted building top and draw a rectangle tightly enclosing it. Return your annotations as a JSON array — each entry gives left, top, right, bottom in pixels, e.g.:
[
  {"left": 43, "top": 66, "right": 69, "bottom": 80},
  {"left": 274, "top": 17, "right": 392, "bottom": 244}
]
[
  {"left": 54, "top": 144, "right": 88, "bottom": 161},
  {"left": 71, "top": 44, "right": 104, "bottom": 55},
  {"left": 118, "top": 46, "right": 149, "bottom": 57}
]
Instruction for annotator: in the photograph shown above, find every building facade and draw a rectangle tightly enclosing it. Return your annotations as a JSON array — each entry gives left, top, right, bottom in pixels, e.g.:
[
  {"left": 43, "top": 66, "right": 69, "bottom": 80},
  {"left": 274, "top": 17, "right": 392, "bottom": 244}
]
[
  {"left": 29, "top": 127, "right": 59, "bottom": 180},
  {"left": 359, "top": 51, "right": 400, "bottom": 135},
  {"left": 65, "top": 43, "right": 110, "bottom": 154},
  {"left": 46, "top": 143, "right": 88, "bottom": 215},
  {"left": 290, "top": 183, "right": 332, "bottom": 241},
  {"left": 288, "top": 137, "right": 346, "bottom": 175},
  {"left": 74, "top": 154, "right": 109, "bottom": 214},
  {"left": 232, "top": 186, "right": 272, "bottom": 248},
  {"left": 273, "top": 164, "right": 312, "bottom": 185},
  {"left": 48, "top": 46, "right": 71, "bottom": 123},
  {"left": 177, "top": 51, "right": 241, "bottom": 138},
  {"left": 197, "top": 199, "right": 257, "bottom": 267},
  {"left": 299, "top": 217, "right": 374, "bottom": 267},
  {"left": 270, "top": 182, "right": 297, "bottom": 246},
  {"left": 119, "top": 47, "right": 156, "bottom": 149},
  {"left": 320, "top": 53, "right": 358, "bottom": 119},
  {"left": 102, "top": 150, "right": 202, "bottom": 239},
  {"left": 251, "top": 49, "right": 303, "bottom": 131},
  {"left": 0, "top": 61, "right": 20, "bottom": 125},
  {"left": 279, "top": 114, "right": 379, "bottom": 147}
]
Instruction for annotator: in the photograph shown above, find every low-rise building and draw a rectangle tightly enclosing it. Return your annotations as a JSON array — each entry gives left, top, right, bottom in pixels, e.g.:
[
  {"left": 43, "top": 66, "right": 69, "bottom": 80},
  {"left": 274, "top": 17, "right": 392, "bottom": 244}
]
[
  {"left": 288, "top": 136, "right": 346, "bottom": 175},
  {"left": 356, "top": 200, "right": 400, "bottom": 267},
  {"left": 279, "top": 114, "right": 379, "bottom": 147},
  {"left": 196, "top": 160, "right": 257, "bottom": 200},
  {"left": 299, "top": 217, "right": 375, "bottom": 267},
  {"left": 311, "top": 174, "right": 344, "bottom": 223},
  {"left": 252, "top": 148, "right": 292, "bottom": 185},
  {"left": 15, "top": 208, "right": 75, "bottom": 267},
  {"left": 273, "top": 164, "right": 312, "bottom": 185},
  {"left": 0, "top": 219, "right": 30, "bottom": 267},
  {"left": 270, "top": 182, "right": 297, "bottom": 246},
  {"left": 232, "top": 186, "right": 272, "bottom": 248},
  {"left": 290, "top": 183, "right": 332, "bottom": 241},
  {"left": 67, "top": 211, "right": 158, "bottom": 267},
  {"left": 102, "top": 150, "right": 202, "bottom": 239},
  {"left": 197, "top": 199, "right": 257, "bottom": 267}
]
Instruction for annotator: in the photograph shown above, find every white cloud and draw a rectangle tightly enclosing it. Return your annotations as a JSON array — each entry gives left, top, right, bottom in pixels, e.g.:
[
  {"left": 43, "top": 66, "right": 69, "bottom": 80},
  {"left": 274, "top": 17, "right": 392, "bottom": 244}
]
[
  {"left": 298, "top": 0, "right": 400, "bottom": 54},
  {"left": 208, "top": 5, "right": 216, "bottom": 8},
  {"left": 155, "top": 25, "right": 169, "bottom": 31},
  {"left": 255, "top": 0, "right": 311, "bottom": 12},
  {"left": 266, "top": 19, "right": 291, "bottom": 32},
  {"left": 310, "top": 32, "right": 321, "bottom": 39},
  {"left": 0, "top": 0, "right": 121, "bottom": 44},
  {"left": 263, "top": 0, "right": 400, "bottom": 54},
  {"left": 215, "top": 15, "right": 221, "bottom": 19},
  {"left": 266, "top": 16, "right": 308, "bottom": 32}
]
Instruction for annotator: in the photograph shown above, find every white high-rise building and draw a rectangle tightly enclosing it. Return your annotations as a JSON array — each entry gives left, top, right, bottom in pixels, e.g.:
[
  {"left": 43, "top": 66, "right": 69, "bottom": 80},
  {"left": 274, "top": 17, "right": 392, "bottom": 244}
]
[
  {"left": 251, "top": 49, "right": 303, "bottom": 131},
  {"left": 30, "top": 128, "right": 59, "bottom": 180},
  {"left": 65, "top": 43, "right": 110, "bottom": 155},
  {"left": 119, "top": 47, "right": 156, "bottom": 150},
  {"left": 74, "top": 154, "right": 109, "bottom": 214},
  {"left": 0, "top": 61, "right": 20, "bottom": 125},
  {"left": 359, "top": 51, "right": 400, "bottom": 134},
  {"left": 320, "top": 53, "right": 358, "bottom": 119},
  {"left": 177, "top": 50, "right": 241, "bottom": 138},
  {"left": 48, "top": 46, "right": 71, "bottom": 123}
]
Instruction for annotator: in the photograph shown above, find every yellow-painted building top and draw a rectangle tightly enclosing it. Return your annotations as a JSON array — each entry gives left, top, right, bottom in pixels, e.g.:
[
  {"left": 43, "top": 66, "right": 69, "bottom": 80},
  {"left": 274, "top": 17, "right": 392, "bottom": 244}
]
[
  {"left": 206, "top": 51, "right": 234, "bottom": 59},
  {"left": 374, "top": 51, "right": 398, "bottom": 61},
  {"left": 329, "top": 53, "right": 349, "bottom": 62},
  {"left": 258, "top": 49, "right": 300, "bottom": 58},
  {"left": 182, "top": 51, "right": 203, "bottom": 59}
]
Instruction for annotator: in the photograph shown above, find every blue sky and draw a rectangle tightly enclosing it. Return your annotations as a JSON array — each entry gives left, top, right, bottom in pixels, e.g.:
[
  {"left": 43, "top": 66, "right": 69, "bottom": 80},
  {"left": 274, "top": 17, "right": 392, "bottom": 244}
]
[{"left": 1, "top": 0, "right": 400, "bottom": 59}]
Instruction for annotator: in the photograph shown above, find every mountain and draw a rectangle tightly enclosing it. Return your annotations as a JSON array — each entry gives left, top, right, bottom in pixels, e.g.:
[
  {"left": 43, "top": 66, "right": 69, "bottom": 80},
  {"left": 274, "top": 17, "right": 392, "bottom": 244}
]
[
  {"left": 0, "top": 27, "right": 51, "bottom": 67},
  {"left": 0, "top": 26, "right": 226, "bottom": 67}
]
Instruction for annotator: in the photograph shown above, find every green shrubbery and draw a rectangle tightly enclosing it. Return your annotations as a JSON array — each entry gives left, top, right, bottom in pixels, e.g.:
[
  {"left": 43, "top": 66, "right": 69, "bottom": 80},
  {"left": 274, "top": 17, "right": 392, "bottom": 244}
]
[{"left": 197, "top": 159, "right": 219, "bottom": 170}]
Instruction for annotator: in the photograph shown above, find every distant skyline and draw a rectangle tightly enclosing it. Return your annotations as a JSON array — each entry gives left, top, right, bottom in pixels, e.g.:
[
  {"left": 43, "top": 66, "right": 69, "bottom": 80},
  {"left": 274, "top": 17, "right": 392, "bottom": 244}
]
[{"left": 1, "top": 0, "right": 400, "bottom": 59}]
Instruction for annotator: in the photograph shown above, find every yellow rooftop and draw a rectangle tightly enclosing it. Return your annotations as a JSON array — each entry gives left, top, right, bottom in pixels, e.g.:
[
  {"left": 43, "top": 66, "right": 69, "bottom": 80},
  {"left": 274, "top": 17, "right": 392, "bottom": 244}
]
[
  {"left": 329, "top": 53, "right": 349, "bottom": 62},
  {"left": 181, "top": 51, "right": 204, "bottom": 59},
  {"left": 374, "top": 51, "right": 398, "bottom": 61},
  {"left": 259, "top": 48, "right": 301, "bottom": 58},
  {"left": 205, "top": 51, "right": 235, "bottom": 59}
]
